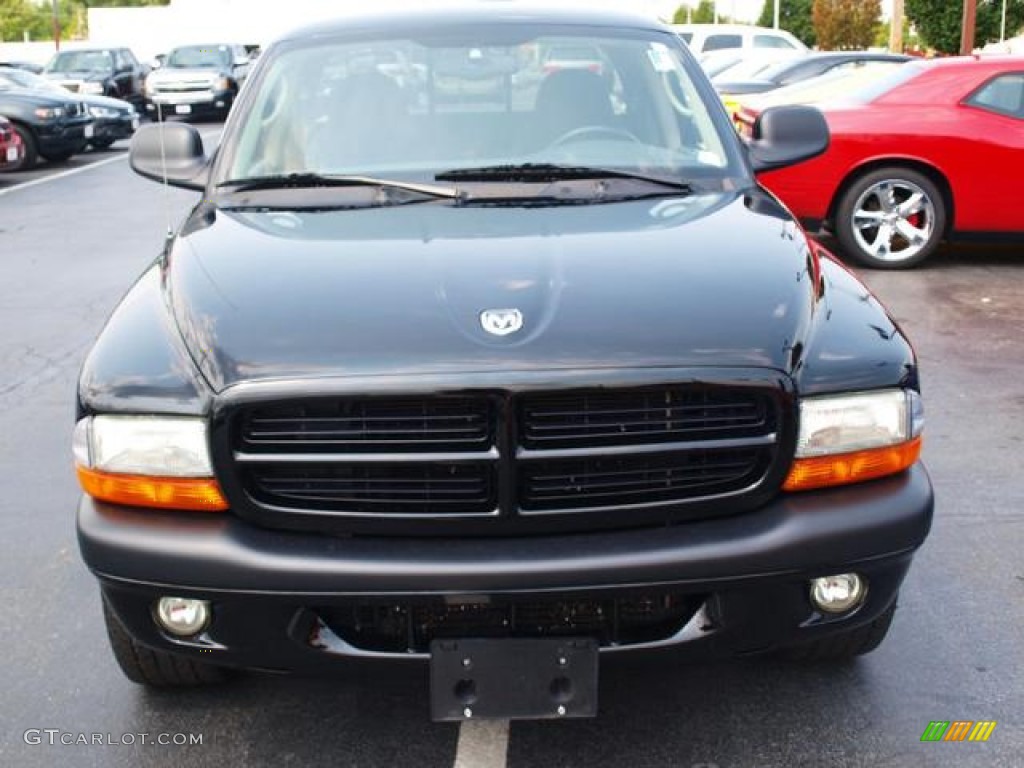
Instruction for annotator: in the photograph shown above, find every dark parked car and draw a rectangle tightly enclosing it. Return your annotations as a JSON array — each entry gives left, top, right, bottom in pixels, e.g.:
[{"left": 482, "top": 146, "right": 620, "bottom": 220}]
[
  {"left": 143, "top": 44, "right": 250, "bottom": 120},
  {"left": 42, "top": 47, "right": 146, "bottom": 109},
  {"left": 714, "top": 51, "right": 912, "bottom": 96},
  {"left": 0, "top": 66, "right": 138, "bottom": 150},
  {"left": 0, "top": 59, "right": 43, "bottom": 74},
  {"left": 0, "top": 81, "right": 93, "bottom": 170},
  {"left": 77, "top": 5, "right": 932, "bottom": 721}
]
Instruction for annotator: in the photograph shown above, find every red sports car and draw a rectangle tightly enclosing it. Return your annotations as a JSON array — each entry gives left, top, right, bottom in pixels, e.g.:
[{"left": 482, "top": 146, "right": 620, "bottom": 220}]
[
  {"left": 737, "top": 56, "right": 1024, "bottom": 268},
  {"left": 0, "top": 114, "right": 26, "bottom": 172}
]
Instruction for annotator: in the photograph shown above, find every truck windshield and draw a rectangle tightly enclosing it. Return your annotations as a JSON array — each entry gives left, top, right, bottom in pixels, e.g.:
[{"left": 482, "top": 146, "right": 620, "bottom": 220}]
[
  {"left": 46, "top": 51, "right": 113, "bottom": 74},
  {"left": 224, "top": 27, "right": 738, "bottom": 185},
  {"left": 167, "top": 46, "right": 232, "bottom": 69}
]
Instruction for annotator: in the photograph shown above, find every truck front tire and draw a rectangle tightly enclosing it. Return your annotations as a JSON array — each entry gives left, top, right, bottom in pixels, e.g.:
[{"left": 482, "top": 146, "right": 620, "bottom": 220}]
[{"left": 103, "top": 599, "right": 230, "bottom": 687}]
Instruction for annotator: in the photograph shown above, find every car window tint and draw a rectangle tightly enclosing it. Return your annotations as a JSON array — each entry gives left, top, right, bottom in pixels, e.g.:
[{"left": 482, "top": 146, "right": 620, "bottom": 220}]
[
  {"left": 966, "top": 73, "right": 1024, "bottom": 119},
  {"left": 754, "top": 35, "right": 795, "bottom": 49},
  {"left": 702, "top": 35, "right": 743, "bottom": 52}
]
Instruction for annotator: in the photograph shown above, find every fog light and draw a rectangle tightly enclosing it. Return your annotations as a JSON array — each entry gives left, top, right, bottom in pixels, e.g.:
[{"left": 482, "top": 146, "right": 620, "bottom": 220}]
[
  {"left": 810, "top": 573, "right": 865, "bottom": 614},
  {"left": 155, "top": 597, "right": 210, "bottom": 636}
]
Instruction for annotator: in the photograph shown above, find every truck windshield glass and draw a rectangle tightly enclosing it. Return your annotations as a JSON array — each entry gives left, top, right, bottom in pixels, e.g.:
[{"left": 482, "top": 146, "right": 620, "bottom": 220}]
[
  {"left": 225, "top": 29, "right": 734, "bottom": 184},
  {"left": 168, "top": 46, "right": 232, "bottom": 69},
  {"left": 47, "top": 51, "right": 113, "bottom": 74}
]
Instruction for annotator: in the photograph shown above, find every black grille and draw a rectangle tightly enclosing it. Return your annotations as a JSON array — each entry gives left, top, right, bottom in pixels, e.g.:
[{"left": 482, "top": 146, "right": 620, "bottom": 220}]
[
  {"left": 521, "top": 387, "right": 773, "bottom": 449},
  {"left": 520, "top": 448, "right": 769, "bottom": 511},
  {"left": 314, "top": 593, "right": 703, "bottom": 653},
  {"left": 226, "top": 385, "right": 783, "bottom": 530},
  {"left": 246, "top": 462, "right": 496, "bottom": 515},
  {"left": 239, "top": 397, "right": 492, "bottom": 453}
]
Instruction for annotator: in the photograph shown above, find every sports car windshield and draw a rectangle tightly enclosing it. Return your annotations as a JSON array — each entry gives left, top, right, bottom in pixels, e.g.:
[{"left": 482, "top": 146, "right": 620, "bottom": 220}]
[{"left": 223, "top": 27, "right": 738, "bottom": 184}]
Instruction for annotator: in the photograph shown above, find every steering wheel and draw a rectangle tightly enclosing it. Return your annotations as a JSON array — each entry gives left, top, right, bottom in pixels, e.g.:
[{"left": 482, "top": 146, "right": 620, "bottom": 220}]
[{"left": 548, "top": 125, "right": 643, "bottom": 148}]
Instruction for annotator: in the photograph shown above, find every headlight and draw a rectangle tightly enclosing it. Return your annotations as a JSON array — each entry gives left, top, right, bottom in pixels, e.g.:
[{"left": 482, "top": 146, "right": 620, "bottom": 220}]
[
  {"left": 88, "top": 106, "right": 119, "bottom": 118},
  {"left": 81, "top": 82, "right": 104, "bottom": 94},
  {"left": 73, "top": 415, "right": 227, "bottom": 511},
  {"left": 216, "top": 76, "right": 231, "bottom": 91},
  {"left": 784, "top": 389, "right": 923, "bottom": 492},
  {"left": 34, "top": 107, "right": 64, "bottom": 120}
]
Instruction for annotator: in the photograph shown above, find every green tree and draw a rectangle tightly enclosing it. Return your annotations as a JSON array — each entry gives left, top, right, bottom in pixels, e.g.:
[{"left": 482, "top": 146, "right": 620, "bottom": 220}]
[
  {"left": 812, "top": 0, "right": 882, "bottom": 50},
  {"left": 873, "top": 17, "right": 920, "bottom": 51},
  {"left": 906, "top": 0, "right": 1024, "bottom": 54},
  {"left": 693, "top": 0, "right": 716, "bottom": 24},
  {"left": 757, "top": 0, "right": 816, "bottom": 47},
  {"left": 77, "top": 1, "right": 170, "bottom": 6},
  {"left": 0, "top": 0, "right": 82, "bottom": 42}
]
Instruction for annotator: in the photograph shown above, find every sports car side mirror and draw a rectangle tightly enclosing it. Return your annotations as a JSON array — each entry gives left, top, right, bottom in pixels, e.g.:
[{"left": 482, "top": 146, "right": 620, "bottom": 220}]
[{"left": 748, "top": 105, "right": 830, "bottom": 173}]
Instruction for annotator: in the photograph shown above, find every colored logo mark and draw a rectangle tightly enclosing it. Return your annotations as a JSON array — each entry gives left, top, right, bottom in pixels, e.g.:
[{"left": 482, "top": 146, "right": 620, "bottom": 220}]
[{"left": 921, "top": 721, "right": 997, "bottom": 742}]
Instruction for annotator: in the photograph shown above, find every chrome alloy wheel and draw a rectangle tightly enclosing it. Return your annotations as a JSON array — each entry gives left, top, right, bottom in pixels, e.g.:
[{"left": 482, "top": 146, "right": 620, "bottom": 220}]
[{"left": 850, "top": 179, "right": 936, "bottom": 263}]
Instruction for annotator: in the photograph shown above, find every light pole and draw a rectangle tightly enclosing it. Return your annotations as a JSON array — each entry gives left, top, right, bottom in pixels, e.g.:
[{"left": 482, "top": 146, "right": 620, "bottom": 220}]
[
  {"left": 774, "top": 0, "right": 780, "bottom": 30},
  {"left": 52, "top": 0, "right": 61, "bottom": 51},
  {"left": 891, "top": 0, "right": 904, "bottom": 52},
  {"left": 1001, "top": 0, "right": 1008, "bottom": 41},
  {"left": 960, "top": 0, "right": 977, "bottom": 55}
]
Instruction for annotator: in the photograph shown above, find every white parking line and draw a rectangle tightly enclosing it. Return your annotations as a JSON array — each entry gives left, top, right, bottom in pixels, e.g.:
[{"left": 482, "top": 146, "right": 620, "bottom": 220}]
[
  {"left": 0, "top": 129, "right": 222, "bottom": 198},
  {"left": 0, "top": 152, "right": 129, "bottom": 198},
  {"left": 454, "top": 719, "right": 510, "bottom": 768}
]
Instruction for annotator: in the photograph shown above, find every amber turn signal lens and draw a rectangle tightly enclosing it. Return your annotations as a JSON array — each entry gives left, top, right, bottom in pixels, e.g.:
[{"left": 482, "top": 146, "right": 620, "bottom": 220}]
[
  {"left": 783, "top": 437, "right": 922, "bottom": 492},
  {"left": 76, "top": 466, "right": 228, "bottom": 511}
]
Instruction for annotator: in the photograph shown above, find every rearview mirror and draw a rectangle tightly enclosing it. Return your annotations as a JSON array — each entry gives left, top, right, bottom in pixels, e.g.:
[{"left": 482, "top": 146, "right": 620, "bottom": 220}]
[
  {"left": 129, "top": 123, "right": 209, "bottom": 191},
  {"left": 747, "top": 105, "right": 829, "bottom": 174}
]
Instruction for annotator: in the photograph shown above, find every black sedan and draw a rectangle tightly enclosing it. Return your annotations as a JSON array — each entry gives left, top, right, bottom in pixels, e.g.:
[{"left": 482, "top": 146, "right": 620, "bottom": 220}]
[
  {"left": 0, "top": 59, "right": 43, "bottom": 74},
  {"left": 0, "top": 66, "right": 139, "bottom": 150},
  {"left": 713, "top": 51, "right": 912, "bottom": 96},
  {"left": 0, "top": 81, "right": 93, "bottom": 170}
]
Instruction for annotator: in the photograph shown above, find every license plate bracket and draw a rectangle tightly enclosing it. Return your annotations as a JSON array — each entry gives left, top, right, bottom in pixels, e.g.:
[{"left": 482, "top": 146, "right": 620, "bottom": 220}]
[{"left": 430, "top": 637, "right": 598, "bottom": 721}]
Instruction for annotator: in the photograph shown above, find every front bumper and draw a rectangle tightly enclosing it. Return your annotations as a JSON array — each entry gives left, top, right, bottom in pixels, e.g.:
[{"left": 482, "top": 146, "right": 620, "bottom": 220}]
[
  {"left": 36, "top": 117, "right": 93, "bottom": 156},
  {"left": 145, "top": 89, "right": 233, "bottom": 118},
  {"left": 80, "top": 464, "right": 932, "bottom": 671},
  {"left": 90, "top": 114, "right": 139, "bottom": 143}
]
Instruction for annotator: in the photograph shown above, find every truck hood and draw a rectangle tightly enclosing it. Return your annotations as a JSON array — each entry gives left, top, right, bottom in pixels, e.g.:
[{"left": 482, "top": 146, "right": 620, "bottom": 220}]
[{"left": 166, "top": 190, "right": 820, "bottom": 391}]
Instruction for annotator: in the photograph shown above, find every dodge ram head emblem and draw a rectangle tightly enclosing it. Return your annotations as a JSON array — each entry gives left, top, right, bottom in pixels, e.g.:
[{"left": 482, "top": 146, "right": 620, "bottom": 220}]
[{"left": 480, "top": 308, "right": 524, "bottom": 336}]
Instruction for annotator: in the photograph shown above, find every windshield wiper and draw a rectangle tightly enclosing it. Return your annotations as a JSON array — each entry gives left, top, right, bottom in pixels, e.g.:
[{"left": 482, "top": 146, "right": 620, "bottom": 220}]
[
  {"left": 218, "top": 173, "right": 460, "bottom": 199},
  {"left": 435, "top": 163, "right": 694, "bottom": 193}
]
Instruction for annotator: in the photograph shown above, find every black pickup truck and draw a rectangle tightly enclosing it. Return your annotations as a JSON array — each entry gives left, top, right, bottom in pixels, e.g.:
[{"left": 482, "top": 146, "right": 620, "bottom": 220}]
[{"left": 75, "top": 5, "right": 932, "bottom": 721}]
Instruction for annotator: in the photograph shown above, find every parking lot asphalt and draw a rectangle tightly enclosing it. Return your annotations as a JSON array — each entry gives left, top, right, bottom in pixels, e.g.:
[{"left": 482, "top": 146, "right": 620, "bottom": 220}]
[{"left": 0, "top": 133, "right": 1021, "bottom": 768}]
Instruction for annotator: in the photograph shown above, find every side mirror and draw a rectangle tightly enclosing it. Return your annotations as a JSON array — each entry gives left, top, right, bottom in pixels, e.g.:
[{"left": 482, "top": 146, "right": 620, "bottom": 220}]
[
  {"left": 129, "top": 123, "right": 209, "bottom": 191},
  {"left": 747, "top": 105, "right": 829, "bottom": 174}
]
